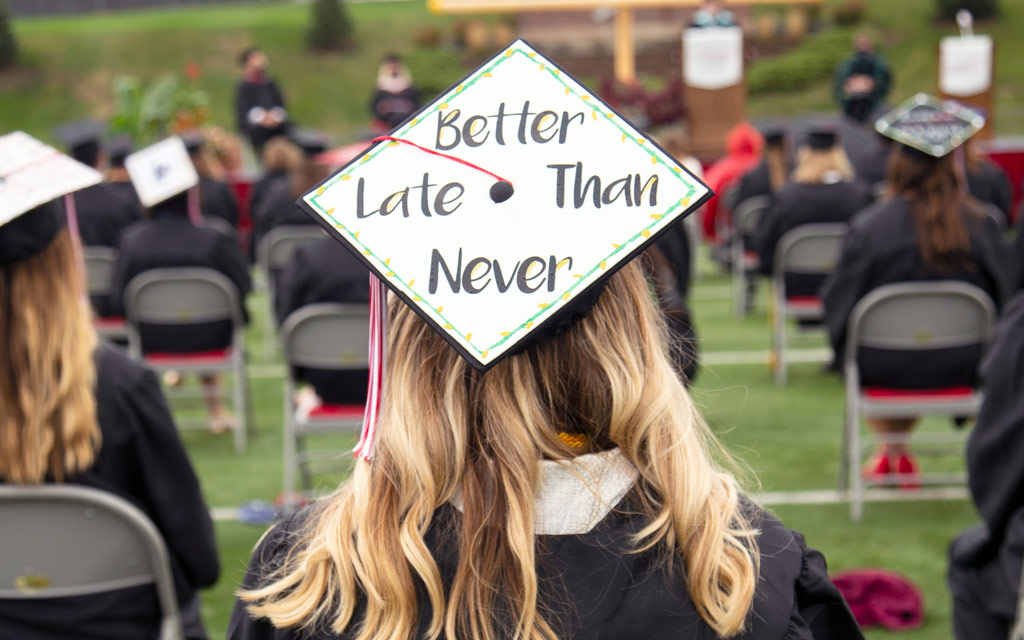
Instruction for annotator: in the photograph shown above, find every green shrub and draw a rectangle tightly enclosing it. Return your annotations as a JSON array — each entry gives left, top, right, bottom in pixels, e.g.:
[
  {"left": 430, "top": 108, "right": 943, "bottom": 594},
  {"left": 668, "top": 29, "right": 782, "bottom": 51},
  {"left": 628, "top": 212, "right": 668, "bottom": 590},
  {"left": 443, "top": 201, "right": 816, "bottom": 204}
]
[
  {"left": 307, "top": 0, "right": 353, "bottom": 52},
  {"left": 0, "top": 0, "right": 17, "bottom": 69},
  {"left": 747, "top": 28, "right": 853, "bottom": 95},
  {"left": 405, "top": 47, "right": 465, "bottom": 101},
  {"left": 935, "top": 0, "right": 998, "bottom": 20}
]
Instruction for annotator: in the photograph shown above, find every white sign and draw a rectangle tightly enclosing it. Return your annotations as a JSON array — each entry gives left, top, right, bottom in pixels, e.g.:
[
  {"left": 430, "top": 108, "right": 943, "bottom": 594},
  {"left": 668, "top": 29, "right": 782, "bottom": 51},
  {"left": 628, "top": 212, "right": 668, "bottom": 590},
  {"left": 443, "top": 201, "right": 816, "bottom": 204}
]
[
  {"left": 125, "top": 136, "right": 199, "bottom": 208},
  {"left": 301, "top": 39, "right": 710, "bottom": 371},
  {"left": 940, "top": 35, "right": 993, "bottom": 98},
  {"left": 0, "top": 131, "right": 103, "bottom": 227},
  {"left": 683, "top": 26, "right": 744, "bottom": 91}
]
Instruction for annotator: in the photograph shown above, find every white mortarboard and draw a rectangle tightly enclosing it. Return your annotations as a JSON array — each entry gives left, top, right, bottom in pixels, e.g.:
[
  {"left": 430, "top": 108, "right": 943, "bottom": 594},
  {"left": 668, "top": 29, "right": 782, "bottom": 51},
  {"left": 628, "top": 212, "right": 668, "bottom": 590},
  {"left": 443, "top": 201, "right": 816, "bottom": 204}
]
[
  {"left": 124, "top": 136, "right": 200, "bottom": 208},
  {"left": 875, "top": 93, "right": 985, "bottom": 158},
  {"left": 0, "top": 131, "right": 103, "bottom": 263},
  {"left": 298, "top": 39, "right": 711, "bottom": 374}
]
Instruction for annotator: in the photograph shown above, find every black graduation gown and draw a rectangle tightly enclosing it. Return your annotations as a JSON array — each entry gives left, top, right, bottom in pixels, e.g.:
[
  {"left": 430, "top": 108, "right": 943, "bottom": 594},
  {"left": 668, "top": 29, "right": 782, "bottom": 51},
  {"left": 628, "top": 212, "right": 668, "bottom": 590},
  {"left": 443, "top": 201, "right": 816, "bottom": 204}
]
[
  {"left": 250, "top": 170, "right": 290, "bottom": 228},
  {"left": 275, "top": 238, "right": 371, "bottom": 405},
  {"left": 370, "top": 86, "right": 421, "bottom": 129},
  {"left": 1014, "top": 215, "right": 1024, "bottom": 291},
  {"left": 200, "top": 176, "right": 240, "bottom": 229},
  {"left": 948, "top": 292, "right": 1024, "bottom": 639},
  {"left": 735, "top": 162, "right": 774, "bottom": 210},
  {"left": 74, "top": 183, "right": 143, "bottom": 317},
  {"left": 252, "top": 178, "right": 319, "bottom": 257},
  {"left": 226, "top": 499, "right": 863, "bottom": 640},
  {"left": 112, "top": 202, "right": 252, "bottom": 353},
  {"left": 0, "top": 344, "right": 219, "bottom": 640},
  {"left": 105, "top": 179, "right": 144, "bottom": 213},
  {"left": 821, "top": 197, "right": 1011, "bottom": 388},
  {"left": 235, "top": 77, "right": 289, "bottom": 150},
  {"left": 838, "top": 117, "right": 890, "bottom": 186},
  {"left": 651, "top": 223, "right": 698, "bottom": 383},
  {"left": 754, "top": 180, "right": 872, "bottom": 297},
  {"left": 965, "top": 161, "right": 1013, "bottom": 226}
]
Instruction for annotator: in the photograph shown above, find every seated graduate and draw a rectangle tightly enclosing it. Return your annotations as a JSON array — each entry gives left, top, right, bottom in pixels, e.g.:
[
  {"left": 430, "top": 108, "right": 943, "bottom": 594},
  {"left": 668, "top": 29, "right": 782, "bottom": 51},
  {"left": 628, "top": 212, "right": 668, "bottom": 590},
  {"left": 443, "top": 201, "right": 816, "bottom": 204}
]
[
  {"left": 754, "top": 127, "right": 872, "bottom": 297},
  {"left": 104, "top": 134, "right": 144, "bottom": 211},
  {"left": 735, "top": 126, "right": 789, "bottom": 208},
  {"left": 0, "top": 147, "right": 218, "bottom": 639},
  {"left": 275, "top": 237, "right": 371, "bottom": 407},
  {"left": 183, "top": 131, "right": 240, "bottom": 230},
  {"left": 228, "top": 66, "right": 860, "bottom": 635},
  {"left": 838, "top": 113, "right": 891, "bottom": 187},
  {"left": 822, "top": 95, "right": 1011, "bottom": 481},
  {"left": 111, "top": 137, "right": 252, "bottom": 433},
  {"left": 251, "top": 128, "right": 330, "bottom": 254},
  {"left": 250, "top": 135, "right": 304, "bottom": 226},
  {"left": 962, "top": 138, "right": 1013, "bottom": 227},
  {"left": 948, "top": 291, "right": 1024, "bottom": 639}
]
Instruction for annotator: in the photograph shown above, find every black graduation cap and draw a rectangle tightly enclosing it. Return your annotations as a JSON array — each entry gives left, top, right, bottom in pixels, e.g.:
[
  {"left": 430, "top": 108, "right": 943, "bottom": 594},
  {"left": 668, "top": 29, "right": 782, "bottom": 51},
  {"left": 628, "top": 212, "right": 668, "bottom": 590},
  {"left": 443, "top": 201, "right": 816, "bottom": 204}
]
[
  {"left": 182, "top": 131, "right": 206, "bottom": 155},
  {"left": 761, "top": 125, "right": 785, "bottom": 147},
  {"left": 807, "top": 127, "right": 838, "bottom": 150},
  {"left": 291, "top": 128, "right": 330, "bottom": 156},
  {"left": 105, "top": 135, "right": 135, "bottom": 168},
  {"left": 54, "top": 120, "right": 106, "bottom": 165},
  {"left": 0, "top": 132, "right": 103, "bottom": 265},
  {"left": 875, "top": 93, "right": 985, "bottom": 159}
]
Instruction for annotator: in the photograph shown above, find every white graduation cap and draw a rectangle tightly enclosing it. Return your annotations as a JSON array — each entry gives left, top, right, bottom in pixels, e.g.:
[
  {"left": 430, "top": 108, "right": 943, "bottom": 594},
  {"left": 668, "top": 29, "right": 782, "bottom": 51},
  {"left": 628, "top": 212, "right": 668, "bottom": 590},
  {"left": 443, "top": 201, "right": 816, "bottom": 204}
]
[
  {"left": 300, "top": 39, "right": 711, "bottom": 378},
  {"left": 124, "top": 136, "right": 199, "bottom": 208},
  {"left": 875, "top": 93, "right": 985, "bottom": 158},
  {"left": 0, "top": 131, "right": 103, "bottom": 229}
]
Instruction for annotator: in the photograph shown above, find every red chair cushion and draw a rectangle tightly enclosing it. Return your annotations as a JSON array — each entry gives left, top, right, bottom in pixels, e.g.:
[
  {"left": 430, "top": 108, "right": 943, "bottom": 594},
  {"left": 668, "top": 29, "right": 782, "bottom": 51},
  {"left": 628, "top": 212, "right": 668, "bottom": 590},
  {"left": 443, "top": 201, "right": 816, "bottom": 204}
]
[
  {"left": 307, "top": 403, "right": 365, "bottom": 420},
  {"left": 93, "top": 316, "right": 126, "bottom": 329},
  {"left": 862, "top": 386, "right": 975, "bottom": 401},
  {"left": 786, "top": 296, "right": 822, "bottom": 307},
  {"left": 145, "top": 348, "right": 232, "bottom": 363}
]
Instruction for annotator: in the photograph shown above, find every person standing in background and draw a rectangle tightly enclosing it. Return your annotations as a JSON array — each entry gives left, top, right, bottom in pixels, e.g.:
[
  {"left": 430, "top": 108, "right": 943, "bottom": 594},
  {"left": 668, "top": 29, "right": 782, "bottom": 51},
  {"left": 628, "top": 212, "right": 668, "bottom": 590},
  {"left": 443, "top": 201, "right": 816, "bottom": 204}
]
[
  {"left": 235, "top": 47, "right": 290, "bottom": 154},
  {"left": 369, "top": 53, "right": 421, "bottom": 133},
  {"left": 834, "top": 33, "right": 891, "bottom": 124}
]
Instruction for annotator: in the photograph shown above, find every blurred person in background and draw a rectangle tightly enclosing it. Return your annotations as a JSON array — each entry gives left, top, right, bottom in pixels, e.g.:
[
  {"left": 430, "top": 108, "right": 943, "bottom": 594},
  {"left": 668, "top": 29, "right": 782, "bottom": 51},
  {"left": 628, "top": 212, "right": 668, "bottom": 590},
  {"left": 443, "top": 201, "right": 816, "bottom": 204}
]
[
  {"left": 369, "top": 53, "right": 421, "bottom": 133},
  {"left": 251, "top": 136, "right": 305, "bottom": 225},
  {"left": 0, "top": 197, "right": 219, "bottom": 640},
  {"left": 236, "top": 47, "right": 290, "bottom": 154},
  {"left": 702, "top": 121, "right": 764, "bottom": 242},
  {"left": 834, "top": 33, "right": 891, "bottom": 124},
  {"left": 104, "top": 135, "right": 144, "bottom": 210},
  {"left": 755, "top": 128, "right": 872, "bottom": 294},
  {"left": 735, "top": 126, "right": 789, "bottom": 207},
  {"left": 838, "top": 117, "right": 892, "bottom": 188},
  {"left": 690, "top": 0, "right": 737, "bottom": 28},
  {"left": 962, "top": 139, "right": 1013, "bottom": 227},
  {"left": 184, "top": 131, "right": 240, "bottom": 230},
  {"left": 822, "top": 116, "right": 1011, "bottom": 484}
]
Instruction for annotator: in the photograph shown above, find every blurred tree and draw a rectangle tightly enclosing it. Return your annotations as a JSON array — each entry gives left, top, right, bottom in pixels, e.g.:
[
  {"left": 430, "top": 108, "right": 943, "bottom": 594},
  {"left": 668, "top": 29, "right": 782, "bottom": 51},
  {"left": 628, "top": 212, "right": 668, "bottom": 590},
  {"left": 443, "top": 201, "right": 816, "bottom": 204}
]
[
  {"left": 935, "top": 0, "right": 999, "bottom": 20},
  {"left": 0, "top": 0, "right": 18, "bottom": 69},
  {"left": 308, "top": 0, "right": 353, "bottom": 52},
  {"left": 109, "top": 74, "right": 210, "bottom": 145}
]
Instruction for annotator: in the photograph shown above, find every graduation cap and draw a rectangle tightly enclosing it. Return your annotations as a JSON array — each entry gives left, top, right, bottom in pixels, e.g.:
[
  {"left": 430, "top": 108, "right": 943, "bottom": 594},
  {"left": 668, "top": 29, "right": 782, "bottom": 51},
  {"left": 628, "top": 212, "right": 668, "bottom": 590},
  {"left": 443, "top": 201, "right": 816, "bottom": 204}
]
[
  {"left": 54, "top": 120, "right": 106, "bottom": 166},
  {"left": 875, "top": 93, "right": 985, "bottom": 159},
  {"left": 296, "top": 40, "right": 712, "bottom": 458},
  {"left": 0, "top": 132, "right": 103, "bottom": 265},
  {"left": 807, "top": 127, "right": 838, "bottom": 150},
  {"left": 181, "top": 131, "right": 206, "bottom": 155},
  {"left": 291, "top": 128, "right": 330, "bottom": 156},
  {"left": 124, "top": 136, "right": 200, "bottom": 208},
  {"left": 105, "top": 135, "right": 135, "bottom": 168},
  {"left": 761, "top": 125, "right": 785, "bottom": 147}
]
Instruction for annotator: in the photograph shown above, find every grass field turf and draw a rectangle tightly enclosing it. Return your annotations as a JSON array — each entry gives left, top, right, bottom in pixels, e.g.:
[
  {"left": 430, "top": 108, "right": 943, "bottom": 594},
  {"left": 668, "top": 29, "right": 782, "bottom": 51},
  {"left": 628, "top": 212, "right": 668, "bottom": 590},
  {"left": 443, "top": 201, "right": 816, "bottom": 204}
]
[{"left": 187, "top": 263, "right": 978, "bottom": 639}]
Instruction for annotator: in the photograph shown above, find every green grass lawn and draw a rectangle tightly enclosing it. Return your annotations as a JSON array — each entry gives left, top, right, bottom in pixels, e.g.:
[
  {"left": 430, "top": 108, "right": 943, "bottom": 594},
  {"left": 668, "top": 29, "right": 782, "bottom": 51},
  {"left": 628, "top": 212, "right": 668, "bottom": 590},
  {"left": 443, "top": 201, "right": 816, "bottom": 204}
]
[{"left": 185, "top": 262, "right": 979, "bottom": 639}]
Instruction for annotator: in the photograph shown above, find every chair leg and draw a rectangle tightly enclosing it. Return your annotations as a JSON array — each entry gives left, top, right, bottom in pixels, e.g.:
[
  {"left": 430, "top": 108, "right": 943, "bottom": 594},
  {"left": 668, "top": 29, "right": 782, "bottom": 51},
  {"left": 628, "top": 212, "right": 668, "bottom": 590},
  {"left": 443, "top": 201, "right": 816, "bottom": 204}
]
[
  {"left": 733, "top": 246, "right": 745, "bottom": 318},
  {"left": 838, "top": 396, "right": 852, "bottom": 493},
  {"left": 283, "top": 396, "right": 296, "bottom": 499},
  {"left": 774, "top": 309, "right": 788, "bottom": 387},
  {"left": 232, "top": 358, "right": 246, "bottom": 454},
  {"left": 849, "top": 406, "right": 864, "bottom": 522}
]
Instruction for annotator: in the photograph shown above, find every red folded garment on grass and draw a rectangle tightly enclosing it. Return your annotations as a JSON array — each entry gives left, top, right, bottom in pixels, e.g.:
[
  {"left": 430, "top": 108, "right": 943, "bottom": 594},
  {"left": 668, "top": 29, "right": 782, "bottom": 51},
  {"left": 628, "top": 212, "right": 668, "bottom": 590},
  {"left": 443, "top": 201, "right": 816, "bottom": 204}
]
[{"left": 832, "top": 569, "right": 924, "bottom": 630}]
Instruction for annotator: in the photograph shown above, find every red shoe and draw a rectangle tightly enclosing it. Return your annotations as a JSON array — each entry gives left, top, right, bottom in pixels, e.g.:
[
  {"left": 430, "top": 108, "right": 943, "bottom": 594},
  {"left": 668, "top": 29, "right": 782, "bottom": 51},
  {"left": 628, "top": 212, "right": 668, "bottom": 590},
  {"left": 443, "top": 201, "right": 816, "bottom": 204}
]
[
  {"left": 896, "top": 454, "right": 921, "bottom": 490},
  {"left": 863, "top": 454, "right": 891, "bottom": 481}
]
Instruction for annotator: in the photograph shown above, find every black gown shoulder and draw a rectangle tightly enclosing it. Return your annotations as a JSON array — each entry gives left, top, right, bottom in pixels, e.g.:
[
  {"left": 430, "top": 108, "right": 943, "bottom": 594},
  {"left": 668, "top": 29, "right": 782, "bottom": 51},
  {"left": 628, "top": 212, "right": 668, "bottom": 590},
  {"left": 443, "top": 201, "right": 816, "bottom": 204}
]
[
  {"left": 735, "top": 162, "right": 773, "bottom": 208},
  {"left": 200, "top": 176, "right": 240, "bottom": 228},
  {"left": 228, "top": 498, "right": 861, "bottom": 640},
  {"left": 74, "top": 182, "right": 142, "bottom": 248}
]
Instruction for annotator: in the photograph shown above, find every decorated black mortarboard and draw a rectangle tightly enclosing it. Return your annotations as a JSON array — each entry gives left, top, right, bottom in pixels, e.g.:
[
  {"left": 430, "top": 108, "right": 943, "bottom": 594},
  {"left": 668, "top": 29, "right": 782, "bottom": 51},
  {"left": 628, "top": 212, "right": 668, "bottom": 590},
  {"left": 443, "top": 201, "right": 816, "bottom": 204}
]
[
  {"left": 125, "top": 136, "right": 202, "bottom": 224},
  {"left": 0, "top": 132, "right": 103, "bottom": 265},
  {"left": 54, "top": 120, "right": 106, "bottom": 166},
  {"left": 874, "top": 93, "right": 985, "bottom": 159},
  {"left": 296, "top": 40, "right": 712, "bottom": 459}
]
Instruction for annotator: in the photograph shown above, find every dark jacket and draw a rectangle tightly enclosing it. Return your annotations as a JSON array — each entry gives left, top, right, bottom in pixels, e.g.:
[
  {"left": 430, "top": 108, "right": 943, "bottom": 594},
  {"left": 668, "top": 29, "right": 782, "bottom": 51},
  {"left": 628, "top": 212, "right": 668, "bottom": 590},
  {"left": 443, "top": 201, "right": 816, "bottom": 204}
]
[
  {"left": 199, "top": 176, "right": 240, "bottom": 229},
  {"left": 966, "top": 161, "right": 1013, "bottom": 226},
  {"left": 228, "top": 499, "right": 863, "bottom": 640},
  {"left": 235, "top": 76, "right": 289, "bottom": 150},
  {"left": 0, "top": 344, "right": 219, "bottom": 640},
  {"left": 74, "top": 182, "right": 142, "bottom": 249}
]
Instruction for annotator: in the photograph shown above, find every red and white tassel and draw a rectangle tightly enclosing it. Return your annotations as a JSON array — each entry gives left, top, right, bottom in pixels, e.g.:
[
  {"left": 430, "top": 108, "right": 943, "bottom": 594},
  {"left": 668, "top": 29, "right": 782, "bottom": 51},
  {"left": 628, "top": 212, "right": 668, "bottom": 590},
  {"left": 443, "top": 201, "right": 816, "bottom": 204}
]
[
  {"left": 187, "top": 185, "right": 203, "bottom": 226},
  {"left": 63, "top": 194, "right": 86, "bottom": 297},
  {"left": 353, "top": 274, "right": 388, "bottom": 461}
]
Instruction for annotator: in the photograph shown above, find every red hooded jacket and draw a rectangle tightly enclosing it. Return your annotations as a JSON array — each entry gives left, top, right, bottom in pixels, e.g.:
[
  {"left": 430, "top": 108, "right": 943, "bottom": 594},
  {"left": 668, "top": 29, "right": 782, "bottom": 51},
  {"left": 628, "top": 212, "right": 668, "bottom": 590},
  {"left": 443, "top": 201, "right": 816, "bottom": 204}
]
[{"left": 702, "top": 122, "right": 764, "bottom": 240}]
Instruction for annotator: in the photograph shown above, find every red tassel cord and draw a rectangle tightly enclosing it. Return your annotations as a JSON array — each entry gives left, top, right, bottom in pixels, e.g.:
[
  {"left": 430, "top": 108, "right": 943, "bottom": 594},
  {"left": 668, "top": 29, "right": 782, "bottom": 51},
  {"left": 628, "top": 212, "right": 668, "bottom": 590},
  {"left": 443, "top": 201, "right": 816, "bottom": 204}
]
[{"left": 354, "top": 274, "right": 388, "bottom": 460}]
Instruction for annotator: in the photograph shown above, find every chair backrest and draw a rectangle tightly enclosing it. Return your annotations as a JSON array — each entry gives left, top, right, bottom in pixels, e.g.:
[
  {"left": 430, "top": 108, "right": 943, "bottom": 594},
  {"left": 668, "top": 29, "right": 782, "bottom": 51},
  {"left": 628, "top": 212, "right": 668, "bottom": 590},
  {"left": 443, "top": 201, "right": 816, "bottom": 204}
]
[
  {"left": 844, "top": 281, "right": 996, "bottom": 369},
  {"left": 257, "top": 226, "right": 326, "bottom": 276},
  {"left": 0, "top": 484, "right": 183, "bottom": 640},
  {"left": 281, "top": 303, "right": 370, "bottom": 371},
  {"left": 733, "top": 196, "right": 772, "bottom": 237},
  {"left": 83, "top": 246, "right": 118, "bottom": 298},
  {"left": 124, "top": 268, "right": 242, "bottom": 356},
  {"left": 773, "top": 223, "right": 848, "bottom": 276},
  {"left": 201, "top": 216, "right": 237, "bottom": 238}
]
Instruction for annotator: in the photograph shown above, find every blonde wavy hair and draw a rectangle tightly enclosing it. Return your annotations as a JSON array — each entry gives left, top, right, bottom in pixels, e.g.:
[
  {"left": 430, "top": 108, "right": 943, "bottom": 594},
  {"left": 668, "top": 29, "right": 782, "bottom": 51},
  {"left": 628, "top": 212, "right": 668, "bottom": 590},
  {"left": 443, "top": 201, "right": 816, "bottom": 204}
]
[
  {"left": 0, "top": 229, "right": 99, "bottom": 484},
  {"left": 241, "top": 261, "right": 759, "bottom": 639},
  {"left": 792, "top": 145, "right": 855, "bottom": 184}
]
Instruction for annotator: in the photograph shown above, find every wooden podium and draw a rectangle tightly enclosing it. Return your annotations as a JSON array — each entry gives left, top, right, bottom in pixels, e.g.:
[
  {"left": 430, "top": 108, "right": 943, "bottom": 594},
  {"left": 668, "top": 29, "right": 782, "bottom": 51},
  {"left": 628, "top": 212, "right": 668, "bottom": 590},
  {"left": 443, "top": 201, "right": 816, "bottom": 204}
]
[
  {"left": 682, "top": 26, "right": 746, "bottom": 159},
  {"left": 938, "top": 35, "right": 995, "bottom": 139}
]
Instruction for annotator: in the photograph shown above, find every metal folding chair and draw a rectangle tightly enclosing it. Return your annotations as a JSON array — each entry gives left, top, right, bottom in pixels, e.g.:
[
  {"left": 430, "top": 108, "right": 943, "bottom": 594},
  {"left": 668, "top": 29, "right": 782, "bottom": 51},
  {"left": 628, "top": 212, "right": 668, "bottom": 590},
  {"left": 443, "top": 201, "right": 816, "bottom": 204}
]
[
  {"left": 0, "top": 484, "right": 183, "bottom": 640},
  {"left": 83, "top": 246, "right": 128, "bottom": 342},
  {"left": 771, "top": 223, "right": 847, "bottom": 386},
  {"left": 200, "top": 216, "right": 237, "bottom": 238},
  {"left": 1013, "top": 555, "right": 1024, "bottom": 640},
  {"left": 730, "top": 196, "right": 772, "bottom": 317},
  {"left": 840, "top": 281, "right": 996, "bottom": 521},
  {"left": 280, "top": 303, "right": 369, "bottom": 499},
  {"left": 124, "top": 268, "right": 250, "bottom": 453},
  {"left": 256, "top": 225, "right": 326, "bottom": 359}
]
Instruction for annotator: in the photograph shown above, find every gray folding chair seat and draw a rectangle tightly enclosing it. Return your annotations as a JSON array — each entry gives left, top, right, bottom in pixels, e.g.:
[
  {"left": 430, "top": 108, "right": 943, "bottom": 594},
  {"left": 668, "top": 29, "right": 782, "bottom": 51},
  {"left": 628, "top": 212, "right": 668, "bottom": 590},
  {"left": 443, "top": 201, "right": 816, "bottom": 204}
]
[
  {"left": 84, "top": 246, "right": 128, "bottom": 341},
  {"left": 730, "top": 196, "right": 771, "bottom": 317},
  {"left": 770, "top": 223, "right": 847, "bottom": 386},
  {"left": 256, "top": 225, "right": 327, "bottom": 359},
  {"left": 0, "top": 484, "right": 184, "bottom": 640},
  {"left": 124, "top": 267, "right": 250, "bottom": 452},
  {"left": 839, "top": 281, "right": 996, "bottom": 521},
  {"left": 280, "top": 303, "right": 369, "bottom": 500}
]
